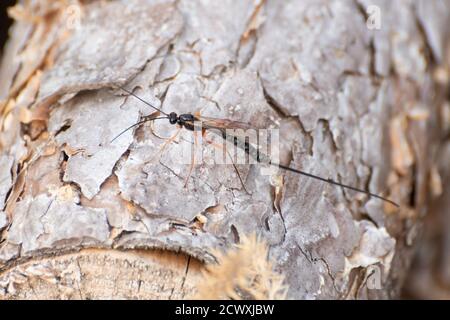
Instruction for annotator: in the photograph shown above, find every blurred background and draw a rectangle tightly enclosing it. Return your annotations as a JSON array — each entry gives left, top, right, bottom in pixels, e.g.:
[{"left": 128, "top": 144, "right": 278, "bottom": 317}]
[{"left": 0, "top": 1, "right": 15, "bottom": 57}]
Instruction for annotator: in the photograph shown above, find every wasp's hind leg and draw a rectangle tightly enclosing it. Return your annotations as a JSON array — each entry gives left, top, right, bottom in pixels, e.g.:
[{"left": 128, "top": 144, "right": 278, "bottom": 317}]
[
  {"left": 203, "top": 133, "right": 250, "bottom": 195},
  {"left": 183, "top": 129, "right": 199, "bottom": 188}
]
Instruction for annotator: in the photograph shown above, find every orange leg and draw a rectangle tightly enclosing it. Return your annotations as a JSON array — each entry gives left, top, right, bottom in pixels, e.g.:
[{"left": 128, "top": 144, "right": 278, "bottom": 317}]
[
  {"left": 182, "top": 112, "right": 203, "bottom": 187},
  {"left": 151, "top": 127, "right": 182, "bottom": 162},
  {"left": 184, "top": 129, "right": 198, "bottom": 187},
  {"left": 144, "top": 126, "right": 182, "bottom": 165}
]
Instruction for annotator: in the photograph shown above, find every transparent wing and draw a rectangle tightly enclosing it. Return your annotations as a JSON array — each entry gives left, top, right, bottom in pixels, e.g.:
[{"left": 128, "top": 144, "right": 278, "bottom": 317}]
[{"left": 195, "top": 116, "right": 254, "bottom": 130}]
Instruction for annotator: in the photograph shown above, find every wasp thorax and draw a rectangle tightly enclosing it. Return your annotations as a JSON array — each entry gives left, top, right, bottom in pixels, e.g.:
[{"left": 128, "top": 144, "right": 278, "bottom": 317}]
[{"left": 179, "top": 114, "right": 195, "bottom": 124}]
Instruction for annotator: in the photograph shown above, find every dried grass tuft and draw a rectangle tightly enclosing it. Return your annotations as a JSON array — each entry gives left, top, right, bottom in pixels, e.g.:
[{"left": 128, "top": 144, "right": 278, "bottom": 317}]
[{"left": 193, "top": 233, "right": 288, "bottom": 300}]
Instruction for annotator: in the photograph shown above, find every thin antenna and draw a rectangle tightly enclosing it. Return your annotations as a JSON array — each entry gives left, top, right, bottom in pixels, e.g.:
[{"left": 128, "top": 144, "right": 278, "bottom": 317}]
[
  {"left": 274, "top": 162, "right": 399, "bottom": 207},
  {"left": 110, "top": 115, "right": 168, "bottom": 143},
  {"left": 116, "top": 84, "right": 169, "bottom": 116}
]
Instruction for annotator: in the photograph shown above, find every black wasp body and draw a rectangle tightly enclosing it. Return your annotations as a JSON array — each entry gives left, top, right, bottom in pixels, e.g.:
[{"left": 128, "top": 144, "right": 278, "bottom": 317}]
[
  {"left": 112, "top": 85, "right": 400, "bottom": 207},
  {"left": 168, "top": 112, "right": 198, "bottom": 131}
]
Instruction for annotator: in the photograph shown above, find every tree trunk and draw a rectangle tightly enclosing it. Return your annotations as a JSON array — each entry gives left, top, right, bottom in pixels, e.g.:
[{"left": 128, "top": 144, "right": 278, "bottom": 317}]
[{"left": 0, "top": 0, "right": 449, "bottom": 300}]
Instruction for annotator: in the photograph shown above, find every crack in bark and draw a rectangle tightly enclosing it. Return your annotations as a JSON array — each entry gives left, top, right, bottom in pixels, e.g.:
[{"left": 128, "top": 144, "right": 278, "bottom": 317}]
[
  {"left": 368, "top": 39, "right": 378, "bottom": 78},
  {"left": 260, "top": 80, "right": 314, "bottom": 156},
  {"left": 75, "top": 258, "right": 84, "bottom": 299},
  {"left": 261, "top": 82, "right": 290, "bottom": 118},
  {"left": 315, "top": 255, "right": 340, "bottom": 296},
  {"left": 355, "top": 265, "right": 378, "bottom": 299},
  {"left": 356, "top": 266, "right": 377, "bottom": 298},
  {"left": 232, "top": 1, "right": 266, "bottom": 71},
  {"left": 260, "top": 77, "right": 316, "bottom": 156},
  {"left": 0, "top": 164, "right": 14, "bottom": 212},
  {"left": 353, "top": 0, "right": 383, "bottom": 80},
  {"left": 413, "top": 8, "right": 435, "bottom": 68},
  {"left": 318, "top": 119, "right": 339, "bottom": 153},
  {"left": 237, "top": 0, "right": 264, "bottom": 70},
  {"left": 179, "top": 255, "right": 191, "bottom": 299},
  {"left": 296, "top": 243, "right": 339, "bottom": 296},
  {"left": 238, "top": 32, "right": 259, "bottom": 69},
  {"left": 157, "top": 160, "right": 184, "bottom": 182},
  {"left": 7, "top": 23, "right": 44, "bottom": 98},
  {"left": 137, "top": 279, "right": 143, "bottom": 294},
  {"left": 112, "top": 230, "right": 138, "bottom": 248},
  {"left": 344, "top": 266, "right": 364, "bottom": 299},
  {"left": 200, "top": 95, "right": 221, "bottom": 111},
  {"left": 296, "top": 243, "right": 313, "bottom": 264}
]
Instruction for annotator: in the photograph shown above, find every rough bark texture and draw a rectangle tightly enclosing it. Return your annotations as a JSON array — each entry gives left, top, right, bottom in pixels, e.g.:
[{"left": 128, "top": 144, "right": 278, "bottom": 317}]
[{"left": 0, "top": 0, "right": 449, "bottom": 299}]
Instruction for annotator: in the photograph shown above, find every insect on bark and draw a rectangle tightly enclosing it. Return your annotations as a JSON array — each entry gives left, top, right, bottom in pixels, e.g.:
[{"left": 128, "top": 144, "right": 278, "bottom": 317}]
[{"left": 111, "top": 85, "right": 399, "bottom": 208}]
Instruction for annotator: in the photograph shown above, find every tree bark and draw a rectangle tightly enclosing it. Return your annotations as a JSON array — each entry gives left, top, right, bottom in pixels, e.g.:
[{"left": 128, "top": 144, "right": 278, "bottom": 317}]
[{"left": 0, "top": 0, "right": 449, "bottom": 299}]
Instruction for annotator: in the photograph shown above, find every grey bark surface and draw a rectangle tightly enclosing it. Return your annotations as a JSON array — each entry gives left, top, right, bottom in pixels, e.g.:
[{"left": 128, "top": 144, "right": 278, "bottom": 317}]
[{"left": 0, "top": 0, "right": 449, "bottom": 299}]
